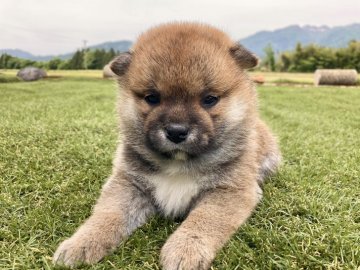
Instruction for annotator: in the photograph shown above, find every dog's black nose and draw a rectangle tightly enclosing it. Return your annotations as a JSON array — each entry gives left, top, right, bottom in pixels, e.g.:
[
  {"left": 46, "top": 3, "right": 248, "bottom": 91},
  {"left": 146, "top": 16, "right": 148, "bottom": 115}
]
[{"left": 165, "top": 124, "right": 189, "bottom": 144}]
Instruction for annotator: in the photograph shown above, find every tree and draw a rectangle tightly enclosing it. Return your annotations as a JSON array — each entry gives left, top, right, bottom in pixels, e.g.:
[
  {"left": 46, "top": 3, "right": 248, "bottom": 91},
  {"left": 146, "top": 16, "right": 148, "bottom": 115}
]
[
  {"left": 105, "top": 48, "right": 116, "bottom": 64},
  {"left": 0, "top": 54, "right": 11, "bottom": 69},
  {"left": 48, "top": 58, "right": 62, "bottom": 70},
  {"left": 1, "top": 48, "right": 122, "bottom": 70},
  {"left": 263, "top": 44, "right": 276, "bottom": 71},
  {"left": 58, "top": 60, "right": 71, "bottom": 70},
  {"left": 277, "top": 41, "right": 360, "bottom": 72},
  {"left": 68, "top": 50, "right": 85, "bottom": 69}
]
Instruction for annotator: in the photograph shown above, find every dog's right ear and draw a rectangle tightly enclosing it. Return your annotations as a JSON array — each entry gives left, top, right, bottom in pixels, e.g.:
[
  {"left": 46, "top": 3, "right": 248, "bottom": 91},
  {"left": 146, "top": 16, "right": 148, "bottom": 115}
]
[{"left": 110, "top": 52, "right": 132, "bottom": 76}]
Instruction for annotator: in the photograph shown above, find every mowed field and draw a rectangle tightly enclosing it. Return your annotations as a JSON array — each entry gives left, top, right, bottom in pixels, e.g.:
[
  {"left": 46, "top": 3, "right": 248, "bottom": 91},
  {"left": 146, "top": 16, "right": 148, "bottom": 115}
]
[
  {"left": 0, "top": 69, "right": 336, "bottom": 83},
  {"left": 0, "top": 71, "right": 359, "bottom": 269}
]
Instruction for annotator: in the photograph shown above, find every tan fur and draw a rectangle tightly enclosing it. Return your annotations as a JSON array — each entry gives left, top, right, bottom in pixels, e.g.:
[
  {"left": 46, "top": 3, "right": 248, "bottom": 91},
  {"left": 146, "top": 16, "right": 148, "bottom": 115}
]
[{"left": 53, "top": 22, "right": 281, "bottom": 269}]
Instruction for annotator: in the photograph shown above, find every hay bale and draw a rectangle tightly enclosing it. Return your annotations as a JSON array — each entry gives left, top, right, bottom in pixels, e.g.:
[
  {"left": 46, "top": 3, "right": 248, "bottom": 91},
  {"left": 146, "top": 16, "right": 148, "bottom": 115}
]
[
  {"left": 17, "top": 67, "right": 47, "bottom": 81},
  {"left": 252, "top": 75, "right": 265, "bottom": 84},
  {"left": 103, "top": 64, "right": 115, "bottom": 78},
  {"left": 314, "top": 69, "right": 358, "bottom": 86}
]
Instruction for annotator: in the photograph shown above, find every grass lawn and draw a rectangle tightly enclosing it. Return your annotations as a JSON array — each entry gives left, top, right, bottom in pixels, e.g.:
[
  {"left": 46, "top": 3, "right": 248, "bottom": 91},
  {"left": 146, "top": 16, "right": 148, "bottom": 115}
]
[
  {"left": 1, "top": 69, "right": 103, "bottom": 79},
  {"left": 251, "top": 72, "right": 316, "bottom": 84},
  {"left": 0, "top": 74, "right": 359, "bottom": 269},
  {"left": 2, "top": 69, "right": 359, "bottom": 84}
]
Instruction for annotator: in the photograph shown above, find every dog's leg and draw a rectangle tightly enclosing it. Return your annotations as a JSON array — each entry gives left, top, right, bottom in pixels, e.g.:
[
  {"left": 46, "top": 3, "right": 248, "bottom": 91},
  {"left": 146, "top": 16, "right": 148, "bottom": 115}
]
[
  {"left": 161, "top": 180, "right": 260, "bottom": 270},
  {"left": 53, "top": 174, "right": 155, "bottom": 267}
]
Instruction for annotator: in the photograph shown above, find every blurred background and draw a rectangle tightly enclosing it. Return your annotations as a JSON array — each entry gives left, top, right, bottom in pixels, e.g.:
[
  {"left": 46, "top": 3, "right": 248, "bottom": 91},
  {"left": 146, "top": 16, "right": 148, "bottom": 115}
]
[{"left": 0, "top": 0, "right": 359, "bottom": 76}]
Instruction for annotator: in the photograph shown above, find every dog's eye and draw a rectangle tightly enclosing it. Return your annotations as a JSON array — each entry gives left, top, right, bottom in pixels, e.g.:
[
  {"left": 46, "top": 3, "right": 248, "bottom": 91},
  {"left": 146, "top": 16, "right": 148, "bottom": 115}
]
[
  {"left": 202, "top": 95, "right": 219, "bottom": 108},
  {"left": 144, "top": 94, "right": 160, "bottom": 105}
]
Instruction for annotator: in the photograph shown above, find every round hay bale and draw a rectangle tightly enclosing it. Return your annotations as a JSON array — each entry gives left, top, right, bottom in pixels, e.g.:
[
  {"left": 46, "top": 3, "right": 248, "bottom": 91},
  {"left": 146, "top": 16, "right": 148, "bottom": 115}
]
[
  {"left": 17, "top": 67, "right": 47, "bottom": 81},
  {"left": 103, "top": 64, "right": 115, "bottom": 78},
  {"left": 314, "top": 69, "right": 358, "bottom": 86},
  {"left": 252, "top": 75, "right": 265, "bottom": 84}
]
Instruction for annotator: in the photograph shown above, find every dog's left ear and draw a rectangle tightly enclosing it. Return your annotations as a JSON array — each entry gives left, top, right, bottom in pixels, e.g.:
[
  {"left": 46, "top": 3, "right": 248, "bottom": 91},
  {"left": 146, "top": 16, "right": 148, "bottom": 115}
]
[
  {"left": 229, "top": 44, "right": 259, "bottom": 69},
  {"left": 110, "top": 52, "right": 132, "bottom": 76}
]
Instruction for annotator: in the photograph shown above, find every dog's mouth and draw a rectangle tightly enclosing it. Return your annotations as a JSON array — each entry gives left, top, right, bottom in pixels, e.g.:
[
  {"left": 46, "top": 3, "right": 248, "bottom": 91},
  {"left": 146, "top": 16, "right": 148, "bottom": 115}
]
[
  {"left": 158, "top": 150, "right": 197, "bottom": 161},
  {"left": 149, "top": 139, "right": 203, "bottom": 161}
]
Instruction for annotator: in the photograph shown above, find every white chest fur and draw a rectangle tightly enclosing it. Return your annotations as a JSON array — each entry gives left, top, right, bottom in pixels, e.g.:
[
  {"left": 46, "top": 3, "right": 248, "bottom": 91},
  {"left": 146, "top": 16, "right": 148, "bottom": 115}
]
[{"left": 148, "top": 171, "right": 200, "bottom": 217}]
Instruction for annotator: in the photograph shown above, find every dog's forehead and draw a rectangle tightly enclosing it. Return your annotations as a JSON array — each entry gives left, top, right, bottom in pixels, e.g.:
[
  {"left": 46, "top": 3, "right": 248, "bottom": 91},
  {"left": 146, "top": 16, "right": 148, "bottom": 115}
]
[
  {"left": 128, "top": 51, "right": 218, "bottom": 94},
  {"left": 127, "top": 23, "right": 240, "bottom": 94},
  {"left": 134, "top": 23, "right": 233, "bottom": 52},
  {"left": 128, "top": 54, "right": 236, "bottom": 96}
]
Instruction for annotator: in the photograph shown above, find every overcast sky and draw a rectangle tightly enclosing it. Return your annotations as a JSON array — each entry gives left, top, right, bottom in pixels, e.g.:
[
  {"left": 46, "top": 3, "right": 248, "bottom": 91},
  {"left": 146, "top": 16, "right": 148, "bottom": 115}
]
[{"left": 0, "top": 0, "right": 359, "bottom": 55}]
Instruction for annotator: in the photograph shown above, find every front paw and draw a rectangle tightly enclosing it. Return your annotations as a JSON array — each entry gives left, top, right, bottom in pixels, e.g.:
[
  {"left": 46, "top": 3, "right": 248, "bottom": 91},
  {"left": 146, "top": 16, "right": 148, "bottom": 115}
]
[
  {"left": 53, "top": 235, "right": 112, "bottom": 268},
  {"left": 160, "top": 234, "right": 214, "bottom": 270}
]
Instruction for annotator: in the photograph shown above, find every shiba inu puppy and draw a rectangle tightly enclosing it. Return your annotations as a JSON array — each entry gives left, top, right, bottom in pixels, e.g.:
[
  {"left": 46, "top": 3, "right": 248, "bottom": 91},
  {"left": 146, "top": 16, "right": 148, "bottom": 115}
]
[{"left": 53, "top": 22, "right": 281, "bottom": 269}]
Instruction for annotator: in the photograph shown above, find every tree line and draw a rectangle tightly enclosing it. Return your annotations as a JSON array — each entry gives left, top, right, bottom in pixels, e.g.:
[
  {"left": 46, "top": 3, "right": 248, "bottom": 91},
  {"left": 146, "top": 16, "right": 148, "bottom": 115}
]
[
  {"left": 262, "top": 40, "right": 360, "bottom": 72},
  {"left": 1, "top": 41, "right": 359, "bottom": 72},
  {"left": 0, "top": 48, "right": 118, "bottom": 70}
]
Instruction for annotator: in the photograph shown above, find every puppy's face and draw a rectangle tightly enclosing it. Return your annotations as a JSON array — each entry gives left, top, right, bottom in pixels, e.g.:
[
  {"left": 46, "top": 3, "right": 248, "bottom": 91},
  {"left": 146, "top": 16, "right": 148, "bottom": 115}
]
[
  {"left": 111, "top": 23, "right": 258, "bottom": 161},
  {"left": 132, "top": 81, "right": 224, "bottom": 160}
]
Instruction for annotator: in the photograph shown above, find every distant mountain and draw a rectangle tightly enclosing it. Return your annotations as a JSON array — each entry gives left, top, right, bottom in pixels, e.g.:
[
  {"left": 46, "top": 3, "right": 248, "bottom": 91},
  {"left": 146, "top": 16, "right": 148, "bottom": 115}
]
[
  {"left": 240, "top": 23, "right": 360, "bottom": 57},
  {"left": 1, "top": 23, "right": 360, "bottom": 61},
  {"left": 0, "top": 48, "right": 71, "bottom": 61},
  {"left": 0, "top": 40, "right": 132, "bottom": 61},
  {"left": 0, "top": 49, "right": 37, "bottom": 60},
  {"left": 88, "top": 40, "right": 132, "bottom": 52}
]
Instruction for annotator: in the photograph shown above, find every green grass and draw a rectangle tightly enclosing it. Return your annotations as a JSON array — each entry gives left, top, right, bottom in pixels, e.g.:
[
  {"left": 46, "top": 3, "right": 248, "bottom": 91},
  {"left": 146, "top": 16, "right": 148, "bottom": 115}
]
[
  {"left": 2, "top": 69, "right": 359, "bottom": 85},
  {"left": 1, "top": 69, "right": 103, "bottom": 79},
  {"left": 0, "top": 73, "right": 21, "bottom": 83},
  {"left": 0, "top": 75, "right": 359, "bottom": 269},
  {"left": 251, "top": 71, "right": 316, "bottom": 84}
]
